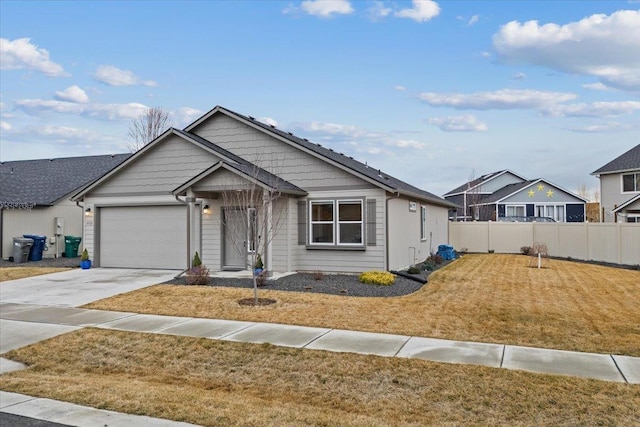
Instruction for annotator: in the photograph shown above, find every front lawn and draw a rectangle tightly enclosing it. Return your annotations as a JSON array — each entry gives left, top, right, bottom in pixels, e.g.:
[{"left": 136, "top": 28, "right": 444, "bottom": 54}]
[
  {"left": 0, "top": 267, "right": 72, "bottom": 282},
  {"left": 1, "top": 329, "right": 638, "bottom": 426},
  {"left": 84, "top": 254, "right": 640, "bottom": 356}
]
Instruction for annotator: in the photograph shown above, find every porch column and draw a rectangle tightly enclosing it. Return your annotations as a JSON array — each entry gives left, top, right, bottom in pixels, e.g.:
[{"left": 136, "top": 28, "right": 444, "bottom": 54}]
[
  {"left": 186, "top": 189, "right": 196, "bottom": 267},
  {"left": 263, "top": 189, "right": 273, "bottom": 276}
]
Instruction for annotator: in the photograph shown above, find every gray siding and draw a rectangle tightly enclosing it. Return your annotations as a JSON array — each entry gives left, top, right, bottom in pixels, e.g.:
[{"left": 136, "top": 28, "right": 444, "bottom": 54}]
[
  {"left": 476, "top": 172, "right": 524, "bottom": 193},
  {"left": 502, "top": 184, "right": 585, "bottom": 204},
  {"left": 192, "top": 114, "right": 373, "bottom": 190},
  {"left": 90, "top": 134, "right": 221, "bottom": 196},
  {"left": 600, "top": 172, "right": 640, "bottom": 222}
]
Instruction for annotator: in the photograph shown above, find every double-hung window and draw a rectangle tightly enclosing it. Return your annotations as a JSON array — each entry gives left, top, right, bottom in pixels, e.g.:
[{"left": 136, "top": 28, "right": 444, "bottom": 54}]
[
  {"left": 420, "top": 205, "right": 427, "bottom": 240},
  {"left": 309, "top": 199, "right": 363, "bottom": 246}
]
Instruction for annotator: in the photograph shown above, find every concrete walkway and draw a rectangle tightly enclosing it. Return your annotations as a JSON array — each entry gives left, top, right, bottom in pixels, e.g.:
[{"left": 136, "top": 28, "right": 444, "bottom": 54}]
[
  {"left": 1, "top": 268, "right": 639, "bottom": 426},
  {"left": 1, "top": 302, "right": 638, "bottom": 384}
]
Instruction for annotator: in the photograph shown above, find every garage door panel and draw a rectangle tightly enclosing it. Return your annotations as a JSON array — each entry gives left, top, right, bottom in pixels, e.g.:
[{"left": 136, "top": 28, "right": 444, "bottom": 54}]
[{"left": 100, "top": 206, "right": 187, "bottom": 269}]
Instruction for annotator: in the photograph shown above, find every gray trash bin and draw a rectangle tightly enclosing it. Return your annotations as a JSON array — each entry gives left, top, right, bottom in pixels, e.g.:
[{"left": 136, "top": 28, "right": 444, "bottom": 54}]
[{"left": 12, "top": 237, "right": 34, "bottom": 263}]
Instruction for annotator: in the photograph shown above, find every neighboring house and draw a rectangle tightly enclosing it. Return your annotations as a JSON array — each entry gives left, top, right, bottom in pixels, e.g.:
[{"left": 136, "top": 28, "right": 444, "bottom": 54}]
[
  {"left": 591, "top": 144, "right": 640, "bottom": 223},
  {"left": 444, "top": 171, "right": 587, "bottom": 222},
  {"left": 0, "top": 154, "right": 131, "bottom": 259},
  {"left": 71, "top": 106, "right": 457, "bottom": 273}
]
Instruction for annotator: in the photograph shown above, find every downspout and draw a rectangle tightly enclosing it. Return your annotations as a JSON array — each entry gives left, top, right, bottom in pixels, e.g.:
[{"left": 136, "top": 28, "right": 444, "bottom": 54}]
[
  {"left": 174, "top": 194, "right": 190, "bottom": 278},
  {"left": 0, "top": 208, "right": 3, "bottom": 259},
  {"left": 75, "top": 200, "right": 85, "bottom": 260},
  {"left": 385, "top": 190, "right": 401, "bottom": 271}
]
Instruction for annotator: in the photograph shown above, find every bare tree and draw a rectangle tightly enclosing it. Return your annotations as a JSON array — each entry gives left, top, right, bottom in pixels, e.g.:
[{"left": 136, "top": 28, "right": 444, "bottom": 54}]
[
  {"left": 219, "top": 162, "right": 288, "bottom": 305},
  {"left": 465, "top": 169, "right": 482, "bottom": 221},
  {"left": 126, "top": 107, "right": 173, "bottom": 152}
]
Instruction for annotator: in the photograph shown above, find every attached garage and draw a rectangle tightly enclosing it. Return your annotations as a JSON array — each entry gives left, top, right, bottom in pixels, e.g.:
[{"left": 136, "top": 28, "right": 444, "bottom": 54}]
[{"left": 98, "top": 205, "right": 187, "bottom": 269}]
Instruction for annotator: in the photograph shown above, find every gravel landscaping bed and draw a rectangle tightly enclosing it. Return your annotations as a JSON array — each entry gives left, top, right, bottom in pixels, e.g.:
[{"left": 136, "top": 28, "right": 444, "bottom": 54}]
[
  {"left": 0, "top": 257, "right": 80, "bottom": 269},
  {"left": 165, "top": 271, "right": 433, "bottom": 297}
]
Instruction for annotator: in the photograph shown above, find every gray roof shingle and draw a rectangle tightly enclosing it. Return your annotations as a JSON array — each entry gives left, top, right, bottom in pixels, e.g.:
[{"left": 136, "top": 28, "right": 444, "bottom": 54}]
[
  {"left": 592, "top": 144, "right": 640, "bottom": 175},
  {"left": 1, "top": 154, "right": 131, "bottom": 206},
  {"left": 210, "top": 107, "right": 456, "bottom": 208}
]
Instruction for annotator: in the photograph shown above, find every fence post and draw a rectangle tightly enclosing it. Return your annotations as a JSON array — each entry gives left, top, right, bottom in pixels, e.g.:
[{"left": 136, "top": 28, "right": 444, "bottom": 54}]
[
  {"left": 487, "top": 221, "right": 492, "bottom": 252},
  {"left": 585, "top": 221, "right": 590, "bottom": 261},
  {"left": 618, "top": 222, "right": 622, "bottom": 265}
]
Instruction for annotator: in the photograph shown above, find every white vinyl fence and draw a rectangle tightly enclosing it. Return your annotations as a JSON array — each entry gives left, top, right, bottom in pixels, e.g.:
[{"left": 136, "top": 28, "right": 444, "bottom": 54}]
[{"left": 449, "top": 222, "right": 640, "bottom": 266}]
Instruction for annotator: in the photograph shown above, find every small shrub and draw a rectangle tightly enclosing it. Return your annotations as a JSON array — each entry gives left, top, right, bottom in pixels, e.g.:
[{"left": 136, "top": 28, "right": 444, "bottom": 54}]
[
  {"left": 186, "top": 265, "right": 209, "bottom": 285},
  {"left": 313, "top": 270, "right": 324, "bottom": 281},
  {"left": 81, "top": 249, "right": 90, "bottom": 261},
  {"left": 255, "top": 271, "right": 267, "bottom": 287},
  {"left": 407, "top": 266, "right": 421, "bottom": 274},
  {"left": 254, "top": 254, "right": 264, "bottom": 269},
  {"left": 427, "top": 254, "right": 443, "bottom": 265},
  {"left": 521, "top": 246, "right": 532, "bottom": 256},
  {"left": 422, "top": 260, "right": 436, "bottom": 271},
  {"left": 359, "top": 271, "right": 396, "bottom": 286},
  {"left": 192, "top": 251, "right": 202, "bottom": 267}
]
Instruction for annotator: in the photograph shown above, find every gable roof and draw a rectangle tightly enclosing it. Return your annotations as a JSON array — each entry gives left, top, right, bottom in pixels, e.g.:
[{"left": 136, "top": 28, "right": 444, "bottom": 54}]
[
  {"left": 471, "top": 178, "right": 588, "bottom": 205},
  {"left": 592, "top": 144, "right": 640, "bottom": 175},
  {"left": 185, "top": 106, "right": 457, "bottom": 209},
  {"left": 443, "top": 170, "right": 527, "bottom": 196},
  {"left": 1, "top": 154, "right": 130, "bottom": 207}
]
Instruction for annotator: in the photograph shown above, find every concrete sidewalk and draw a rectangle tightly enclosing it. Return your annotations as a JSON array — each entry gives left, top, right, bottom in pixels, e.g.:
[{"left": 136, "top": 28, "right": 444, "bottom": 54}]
[{"left": 2, "top": 302, "right": 638, "bottom": 384}]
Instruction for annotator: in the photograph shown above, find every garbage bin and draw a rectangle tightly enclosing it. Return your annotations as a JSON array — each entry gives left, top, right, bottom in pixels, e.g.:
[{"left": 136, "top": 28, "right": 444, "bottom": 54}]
[
  {"left": 64, "top": 235, "right": 82, "bottom": 258},
  {"left": 23, "top": 234, "right": 47, "bottom": 261},
  {"left": 12, "top": 237, "right": 34, "bottom": 263}
]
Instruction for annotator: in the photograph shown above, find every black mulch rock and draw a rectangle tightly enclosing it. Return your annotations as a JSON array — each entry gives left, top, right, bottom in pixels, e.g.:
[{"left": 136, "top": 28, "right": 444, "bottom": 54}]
[{"left": 0, "top": 256, "right": 80, "bottom": 269}]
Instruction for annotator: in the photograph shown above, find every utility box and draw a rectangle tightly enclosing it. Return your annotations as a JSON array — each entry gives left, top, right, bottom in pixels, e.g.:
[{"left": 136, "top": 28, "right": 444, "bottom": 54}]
[
  {"left": 12, "top": 237, "right": 34, "bottom": 263},
  {"left": 54, "top": 217, "right": 65, "bottom": 236}
]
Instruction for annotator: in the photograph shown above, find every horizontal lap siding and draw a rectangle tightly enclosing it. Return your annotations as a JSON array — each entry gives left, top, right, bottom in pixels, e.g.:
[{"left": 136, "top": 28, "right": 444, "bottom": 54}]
[
  {"left": 201, "top": 198, "right": 222, "bottom": 270},
  {"left": 90, "top": 135, "right": 220, "bottom": 196}
]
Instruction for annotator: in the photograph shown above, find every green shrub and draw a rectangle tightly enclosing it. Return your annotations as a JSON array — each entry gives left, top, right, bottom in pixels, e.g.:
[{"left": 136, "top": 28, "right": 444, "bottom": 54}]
[
  {"left": 422, "top": 260, "right": 436, "bottom": 271},
  {"left": 81, "top": 249, "right": 90, "bottom": 261},
  {"left": 192, "top": 251, "right": 202, "bottom": 267},
  {"left": 359, "top": 271, "right": 395, "bottom": 286},
  {"left": 407, "top": 266, "right": 421, "bottom": 274}
]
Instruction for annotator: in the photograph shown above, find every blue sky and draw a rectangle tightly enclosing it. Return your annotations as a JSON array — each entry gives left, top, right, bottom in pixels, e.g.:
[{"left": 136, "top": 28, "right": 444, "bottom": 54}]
[{"left": 1, "top": 1, "right": 638, "bottom": 198}]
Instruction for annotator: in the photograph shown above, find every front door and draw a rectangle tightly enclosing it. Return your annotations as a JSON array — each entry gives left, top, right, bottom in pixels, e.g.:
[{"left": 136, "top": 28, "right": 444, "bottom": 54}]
[{"left": 223, "top": 208, "right": 247, "bottom": 270}]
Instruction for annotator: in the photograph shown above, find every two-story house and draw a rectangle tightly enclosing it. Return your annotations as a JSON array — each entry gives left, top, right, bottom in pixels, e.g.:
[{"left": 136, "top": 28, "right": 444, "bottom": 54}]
[{"left": 592, "top": 144, "right": 640, "bottom": 223}]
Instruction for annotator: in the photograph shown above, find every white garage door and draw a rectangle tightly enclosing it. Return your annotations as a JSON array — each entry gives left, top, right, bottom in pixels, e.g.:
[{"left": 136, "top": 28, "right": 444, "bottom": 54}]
[{"left": 99, "top": 205, "right": 187, "bottom": 269}]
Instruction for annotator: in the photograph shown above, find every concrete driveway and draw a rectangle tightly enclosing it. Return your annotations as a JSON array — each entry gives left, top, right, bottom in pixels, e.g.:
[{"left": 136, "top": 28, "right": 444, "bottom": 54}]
[
  {"left": 0, "top": 268, "right": 176, "bottom": 354},
  {"left": 0, "top": 268, "right": 177, "bottom": 307}
]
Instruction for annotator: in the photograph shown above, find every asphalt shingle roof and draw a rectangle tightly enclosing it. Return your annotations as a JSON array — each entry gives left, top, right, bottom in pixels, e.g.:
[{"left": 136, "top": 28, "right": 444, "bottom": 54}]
[
  {"left": 592, "top": 144, "right": 640, "bottom": 175},
  {"left": 1, "top": 154, "right": 131, "bottom": 206},
  {"left": 443, "top": 170, "right": 508, "bottom": 196},
  {"left": 213, "top": 107, "right": 456, "bottom": 208}
]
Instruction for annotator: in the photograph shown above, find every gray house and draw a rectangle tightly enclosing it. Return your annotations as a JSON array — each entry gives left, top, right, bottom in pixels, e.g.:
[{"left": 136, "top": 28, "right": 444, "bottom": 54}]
[
  {"left": 592, "top": 144, "right": 640, "bottom": 223},
  {"left": 0, "top": 154, "right": 130, "bottom": 259},
  {"left": 72, "top": 106, "right": 457, "bottom": 273},
  {"left": 445, "top": 171, "right": 587, "bottom": 222}
]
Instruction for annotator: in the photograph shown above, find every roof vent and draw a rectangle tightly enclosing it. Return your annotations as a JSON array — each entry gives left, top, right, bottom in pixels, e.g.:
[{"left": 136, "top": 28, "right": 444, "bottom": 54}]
[
  {"left": 270, "top": 124, "right": 275, "bottom": 128},
  {"left": 378, "top": 169, "right": 382, "bottom": 177},
  {"left": 287, "top": 132, "right": 293, "bottom": 136},
  {"left": 249, "top": 116, "right": 255, "bottom": 120},
  {"left": 303, "top": 138, "right": 308, "bottom": 141}
]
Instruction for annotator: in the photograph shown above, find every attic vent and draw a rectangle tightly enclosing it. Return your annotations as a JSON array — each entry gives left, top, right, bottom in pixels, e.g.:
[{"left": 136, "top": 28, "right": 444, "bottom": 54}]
[
  {"left": 329, "top": 148, "right": 334, "bottom": 152},
  {"left": 287, "top": 132, "right": 293, "bottom": 136},
  {"left": 349, "top": 156, "right": 353, "bottom": 160},
  {"left": 249, "top": 116, "right": 255, "bottom": 120},
  {"left": 270, "top": 124, "right": 275, "bottom": 128},
  {"left": 378, "top": 169, "right": 382, "bottom": 177},
  {"left": 316, "top": 143, "right": 322, "bottom": 147},
  {"left": 303, "top": 138, "right": 308, "bottom": 141}
]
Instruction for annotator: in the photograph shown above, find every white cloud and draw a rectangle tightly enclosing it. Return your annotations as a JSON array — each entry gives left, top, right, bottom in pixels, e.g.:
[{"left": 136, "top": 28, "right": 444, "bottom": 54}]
[
  {"left": 567, "top": 122, "right": 637, "bottom": 133},
  {"left": 493, "top": 10, "right": 640, "bottom": 92},
  {"left": 419, "top": 89, "right": 576, "bottom": 110},
  {"left": 258, "top": 116, "right": 278, "bottom": 127},
  {"left": 54, "top": 85, "right": 89, "bottom": 103},
  {"left": 174, "top": 107, "right": 203, "bottom": 126},
  {"left": 14, "top": 98, "right": 149, "bottom": 121},
  {"left": 2, "top": 123, "right": 119, "bottom": 146},
  {"left": 540, "top": 101, "right": 640, "bottom": 118},
  {"left": 468, "top": 15, "right": 479, "bottom": 26},
  {"left": 0, "top": 120, "right": 12, "bottom": 131},
  {"left": 296, "top": 0, "right": 354, "bottom": 18},
  {"left": 394, "top": 85, "right": 407, "bottom": 91},
  {"left": 367, "top": 1, "right": 392, "bottom": 21},
  {"left": 0, "top": 38, "right": 67, "bottom": 77},
  {"left": 395, "top": 0, "right": 440, "bottom": 23},
  {"left": 512, "top": 72, "right": 526, "bottom": 80},
  {"left": 426, "top": 115, "right": 488, "bottom": 132},
  {"left": 93, "top": 65, "right": 157, "bottom": 87},
  {"left": 582, "top": 82, "right": 609, "bottom": 91}
]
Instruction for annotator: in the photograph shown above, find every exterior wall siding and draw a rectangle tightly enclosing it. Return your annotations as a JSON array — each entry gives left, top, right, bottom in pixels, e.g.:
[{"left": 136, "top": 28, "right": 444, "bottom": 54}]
[
  {"left": 476, "top": 172, "right": 523, "bottom": 193},
  {"left": 192, "top": 114, "right": 372, "bottom": 190},
  {"left": 294, "top": 188, "right": 386, "bottom": 273},
  {"left": 2, "top": 199, "right": 82, "bottom": 259},
  {"left": 600, "top": 173, "right": 640, "bottom": 222},
  {"left": 90, "top": 134, "right": 221, "bottom": 196},
  {"left": 387, "top": 197, "right": 449, "bottom": 270}
]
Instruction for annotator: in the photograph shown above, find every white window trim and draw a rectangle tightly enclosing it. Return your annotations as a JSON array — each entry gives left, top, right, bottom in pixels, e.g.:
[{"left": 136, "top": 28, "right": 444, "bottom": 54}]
[
  {"left": 420, "top": 205, "right": 427, "bottom": 241},
  {"left": 621, "top": 172, "right": 640, "bottom": 194},
  {"left": 308, "top": 199, "right": 364, "bottom": 247},
  {"left": 505, "top": 204, "right": 526, "bottom": 217}
]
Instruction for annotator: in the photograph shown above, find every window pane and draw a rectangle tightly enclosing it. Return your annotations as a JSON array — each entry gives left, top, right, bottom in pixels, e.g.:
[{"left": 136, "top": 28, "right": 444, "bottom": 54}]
[
  {"left": 312, "top": 203, "right": 333, "bottom": 221},
  {"left": 311, "top": 224, "right": 333, "bottom": 243},
  {"left": 339, "top": 202, "right": 362, "bottom": 221},
  {"left": 623, "top": 174, "right": 635, "bottom": 192},
  {"left": 546, "top": 206, "right": 554, "bottom": 217},
  {"left": 536, "top": 206, "right": 544, "bottom": 217},
  {"left": 557, "top": 205, "right": 564, "bottom": 222},
  {"left": 339, "top": 223, "right": 362, "bottom": 244}
]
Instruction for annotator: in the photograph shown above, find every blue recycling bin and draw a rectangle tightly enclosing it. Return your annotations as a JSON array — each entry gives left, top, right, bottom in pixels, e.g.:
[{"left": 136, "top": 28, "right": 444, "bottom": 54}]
[{"left": 23, "top": 234, "right": 47, "bottom": 261}]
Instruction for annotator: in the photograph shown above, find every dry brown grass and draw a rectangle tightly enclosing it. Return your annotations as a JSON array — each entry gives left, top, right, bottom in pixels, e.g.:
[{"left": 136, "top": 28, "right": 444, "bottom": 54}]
[
  {"left": 0, "top": 267, "right": 72, "bottom": 282},
  {"left": 1, "top": 328, "right": 638, "bottom": 426},
  {"left": 85, "top": 254, "right": 640, "bottom": 356}
]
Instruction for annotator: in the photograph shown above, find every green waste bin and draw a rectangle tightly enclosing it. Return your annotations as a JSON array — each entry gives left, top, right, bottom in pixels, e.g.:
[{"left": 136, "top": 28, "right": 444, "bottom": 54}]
[{"left": 64, "top": 235, "right": 82, "bottom": 258}]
